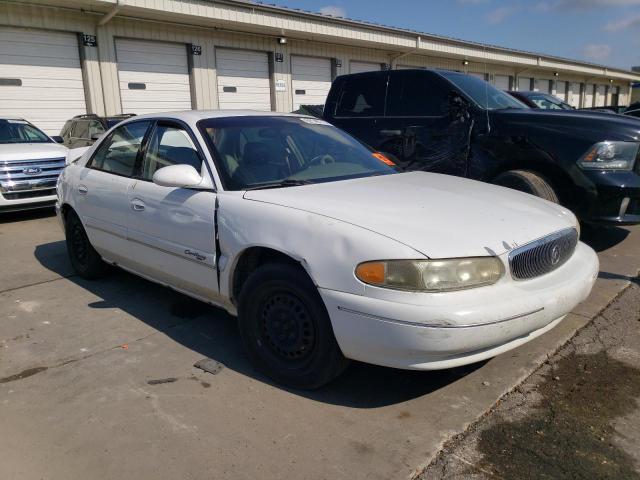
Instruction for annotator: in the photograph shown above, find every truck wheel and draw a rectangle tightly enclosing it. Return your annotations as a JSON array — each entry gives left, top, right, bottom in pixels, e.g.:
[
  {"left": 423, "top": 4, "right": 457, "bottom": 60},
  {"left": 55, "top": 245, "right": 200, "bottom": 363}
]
[
  {"left": 64, "top": 210, "right": 109, "bottom": 279},
  {"left": 238, "top": 263, "right": 349, "bottom": 389},
  {"left": 493, "top": 170, "right": 559, "bottom": 203}
]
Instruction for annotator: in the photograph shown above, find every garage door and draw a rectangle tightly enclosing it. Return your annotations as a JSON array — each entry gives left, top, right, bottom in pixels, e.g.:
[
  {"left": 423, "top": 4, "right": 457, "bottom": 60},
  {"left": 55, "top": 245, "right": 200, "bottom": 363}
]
[
  {"left": 291, "top": 56, "right": 331, "bottom": 110},
  {"left": 537, "top": 79, "right": 551, "bottom": 93},
  {"left": 116, "top": 39, "right": 192, "bottom": 114},
  {"left": 0, "top": 27, "right": 86, "bottom": 135},
  {"left": 568, "top": 82, "right": 581, "bottom": 107},
  {"left": 494, "top": 75, "right": 511, "bottom": 91},
  {"left": 584, "top": 84, "right": 595, "bottom": 108},
  {"left": 469, "top": 72, "right": 486, "bottom": 81},
  {"left": 518, "top": 77, "right": 533, "bottom": 91},
  {"left": 350, "top": 61, "right": 381, "bottom": 74},
  {"left": 555, "top": 81, "right": 567, "bottom": 101},
  {"left": 595, "top": 85, "right": 606, "bottom": 107},
  {"left": 216, "top": 49, "right": 271, "bottom": 111}
]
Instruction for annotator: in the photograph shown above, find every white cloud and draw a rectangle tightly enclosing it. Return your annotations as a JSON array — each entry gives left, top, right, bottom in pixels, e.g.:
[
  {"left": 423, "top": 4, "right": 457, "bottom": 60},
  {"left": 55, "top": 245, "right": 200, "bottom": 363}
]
[
  {"left": 605, "top": 14, "right": 640, "bottom": 31},
  {"left": 583, "top": 43, "right": 612, "bottom": 60},
  {"left": 319, "top": 5, "right": 346, "bottom": 17},
  {"left": 486, "top": 6, "right": 521, "bottom": 23}
]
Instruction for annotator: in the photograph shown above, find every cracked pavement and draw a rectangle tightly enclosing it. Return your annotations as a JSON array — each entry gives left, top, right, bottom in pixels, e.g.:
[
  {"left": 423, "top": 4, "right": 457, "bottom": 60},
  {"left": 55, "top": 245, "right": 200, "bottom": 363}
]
[
  {"left": 420, "top": 282, "right": 640, "bottom": 480},
  {"left": 1, "top": 211, "right": 639, "bottom": 480}
]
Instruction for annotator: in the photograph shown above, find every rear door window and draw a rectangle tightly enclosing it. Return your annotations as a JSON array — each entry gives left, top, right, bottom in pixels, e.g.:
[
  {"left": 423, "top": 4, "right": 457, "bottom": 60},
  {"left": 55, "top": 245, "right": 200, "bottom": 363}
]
[
  {"left": 334, "top": 73, "right": 388, "bottom": 118},
  {"left": 386, "top": 71, "right": 449, "bottom": 117},
  {"left": 74, "top": 120, "right": 90, "bottom": 139}
]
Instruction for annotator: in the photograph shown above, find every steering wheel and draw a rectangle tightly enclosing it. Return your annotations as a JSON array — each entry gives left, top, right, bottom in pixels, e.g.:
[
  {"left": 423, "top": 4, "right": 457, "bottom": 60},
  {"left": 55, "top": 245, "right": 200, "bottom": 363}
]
[{"left": 308, "top": 154, "right": 336, "bottom": 166}]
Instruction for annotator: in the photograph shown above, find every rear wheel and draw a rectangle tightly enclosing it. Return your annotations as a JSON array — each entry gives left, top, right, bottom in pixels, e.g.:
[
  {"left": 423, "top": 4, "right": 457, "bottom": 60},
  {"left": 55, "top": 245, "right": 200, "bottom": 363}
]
[
  {"left": 493, "top": 169, "right": 559, "bottom": 203},
  {"left": 238, "top": 263, "right": 349, "bottom": 389},
  {"left": 64, "top": 210, "right": 109, "bottom": 279}
]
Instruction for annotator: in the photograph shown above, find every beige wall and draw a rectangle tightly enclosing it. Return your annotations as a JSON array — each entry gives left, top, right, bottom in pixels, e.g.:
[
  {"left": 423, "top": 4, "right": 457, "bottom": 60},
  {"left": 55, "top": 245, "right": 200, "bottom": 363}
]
[{"left": 0, "top": 1, "right": 634, "bottom": 114}]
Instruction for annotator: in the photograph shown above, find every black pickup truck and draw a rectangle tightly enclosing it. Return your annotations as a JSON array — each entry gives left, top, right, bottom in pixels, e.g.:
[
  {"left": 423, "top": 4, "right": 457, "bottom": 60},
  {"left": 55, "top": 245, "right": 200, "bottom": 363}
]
[{"left": 323, "top": 69, "right": 640, "bottom": 225}]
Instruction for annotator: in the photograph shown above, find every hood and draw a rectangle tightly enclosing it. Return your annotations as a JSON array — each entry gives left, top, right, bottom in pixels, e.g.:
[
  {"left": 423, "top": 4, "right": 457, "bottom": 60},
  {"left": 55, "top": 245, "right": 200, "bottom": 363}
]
[
  {"left": 493, "top": 108, "right": 640, "bottom": 142},
  {"left": 0, "top": 143, "right": 68, "bottom": 162},
  {"left": 243, "top": 172, "right": 577, "bottom": 258}
]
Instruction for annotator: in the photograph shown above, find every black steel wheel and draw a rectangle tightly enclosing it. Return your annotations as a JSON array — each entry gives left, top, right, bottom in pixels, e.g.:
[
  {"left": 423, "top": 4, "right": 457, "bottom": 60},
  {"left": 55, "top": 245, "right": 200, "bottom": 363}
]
[
  {"left": 64, "top": 210, "right": 109, "bottom": 279},
  {"left": 238, "top": 263, "right": 348, "bottom": 389}
]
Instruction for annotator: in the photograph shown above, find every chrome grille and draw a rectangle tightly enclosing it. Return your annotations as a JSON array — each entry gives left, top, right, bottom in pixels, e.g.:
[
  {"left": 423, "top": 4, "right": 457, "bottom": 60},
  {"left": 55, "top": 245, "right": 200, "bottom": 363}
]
[
  {"left": 0, "top": 157, "right": 65, "bottom": 200},
  {"left": 509, "top": 228, "right": 579, "bottom": 280}
]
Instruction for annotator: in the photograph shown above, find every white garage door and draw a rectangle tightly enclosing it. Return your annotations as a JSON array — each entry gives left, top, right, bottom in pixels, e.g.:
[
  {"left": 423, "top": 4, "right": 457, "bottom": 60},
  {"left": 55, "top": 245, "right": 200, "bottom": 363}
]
[
  {"left": 555, "top": 81, "right": 567, "bottom": 101},
  {"left": 397, "top": 65, "right": 424, "bottom": 70},
  {"left": 537, "top": 79, "right": 551, "bottom": 93},
  {"left": 291, "top": 56, "right": 331, "bottom": 110},
  {"left": 494, "top": 75, "right": 511, "bottom": 91},
  {"left": 518, "top": 77, "right": 532, "bottom": 91},
  {"left": 216, "top": 49, "right": 271, "bottom": 111},
  {"left": 469, "top": 72, "right": 486, "bottom": 81},
  {"left": 568, "top": 82, "right": 581, "bottom": 107},
  {"left": 350, "top": 61, "right": 381, "bottom": 74},
  {"left": 116, "top": 39, "right": 192, "bottom": 114},
  {"left": 595, "top": 85, "right": 606, "bottom": 107},
  {"left": 584, "top": 84, "right": 595, "bottom": 107},
  {"left": 0, "top": 27, "right": 86, "bottom": 135}
]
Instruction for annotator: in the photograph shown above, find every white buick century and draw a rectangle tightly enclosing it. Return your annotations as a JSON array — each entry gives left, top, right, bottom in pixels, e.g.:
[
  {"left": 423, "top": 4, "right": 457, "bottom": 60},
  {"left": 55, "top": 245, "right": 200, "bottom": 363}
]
[{"left": 56, "top": 111, "right": 599, "bottom": 388}]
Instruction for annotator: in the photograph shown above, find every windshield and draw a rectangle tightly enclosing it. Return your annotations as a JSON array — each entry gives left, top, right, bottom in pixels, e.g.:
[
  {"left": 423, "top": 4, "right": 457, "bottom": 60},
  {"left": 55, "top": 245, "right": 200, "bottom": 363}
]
[
  {"left": 525, "top": 93, "right": 573, "bottom": 110},
  {"left": 438, "top": 71, "right": 527, "bottom": 110},
  {"left": 198, "top": 116, "right": 396, "bottom": 191},
  {"left": 0, "top": 119, "right": 51, "bottom": 144}
]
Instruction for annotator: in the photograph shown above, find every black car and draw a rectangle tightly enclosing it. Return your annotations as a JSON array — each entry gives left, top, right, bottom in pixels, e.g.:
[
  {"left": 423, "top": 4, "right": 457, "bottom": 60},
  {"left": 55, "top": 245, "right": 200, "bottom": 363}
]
[
  {"left": 323, "top": 69, "right": 640, "bottom": 225},
  {"left": 60, "top": 113, "right": 135, "bottom": 148}
]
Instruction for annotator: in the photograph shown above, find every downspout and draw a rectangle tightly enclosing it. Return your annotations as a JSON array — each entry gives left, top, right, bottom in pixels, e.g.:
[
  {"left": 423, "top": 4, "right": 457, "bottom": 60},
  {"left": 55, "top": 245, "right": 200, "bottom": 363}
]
[
  {"left": 99, "top": 0, "right": 121, "bottom": 26},
  {"left": 389, "top": 36, "right": 421, "bottom": 69}
]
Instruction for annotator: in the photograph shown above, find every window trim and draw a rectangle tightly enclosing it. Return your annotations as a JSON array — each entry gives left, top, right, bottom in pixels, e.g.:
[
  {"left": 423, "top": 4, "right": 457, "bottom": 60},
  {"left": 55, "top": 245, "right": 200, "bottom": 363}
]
[
  {"left": 136, "top": 119, "right": 207, "bottom": 184},
  {"left": 85, "top": 119, "right": 153, "bottom": 179}
]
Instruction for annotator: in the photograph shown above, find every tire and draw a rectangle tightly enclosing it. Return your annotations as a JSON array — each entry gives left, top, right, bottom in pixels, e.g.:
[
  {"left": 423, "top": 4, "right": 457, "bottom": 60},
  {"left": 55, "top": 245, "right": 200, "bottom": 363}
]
[
  {"left": 64, "top": 210, "right": 109, "bottom": 279},
  {"left": 493, "top": 169, "right": 559, "bottom": 203},
  {"left": 238, "top": 263, "right": 349, "bottom": 389}
]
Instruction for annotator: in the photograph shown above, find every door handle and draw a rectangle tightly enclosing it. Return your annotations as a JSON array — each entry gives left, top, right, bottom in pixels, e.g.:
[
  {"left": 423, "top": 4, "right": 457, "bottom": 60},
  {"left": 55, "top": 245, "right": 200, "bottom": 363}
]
[
  {"left": 130, "top": 199, "right": 145, "bottom": 211},
  {"left": 77, "top": 185, "right": 88, "bottom": 195},
  {"left": 380, "top": 129, "right": 402, "bottom": 137}
]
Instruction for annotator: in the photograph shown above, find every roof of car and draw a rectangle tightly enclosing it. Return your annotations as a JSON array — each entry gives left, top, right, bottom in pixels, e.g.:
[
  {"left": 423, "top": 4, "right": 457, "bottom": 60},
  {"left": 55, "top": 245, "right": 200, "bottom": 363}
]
[
  {"left": 120, "top": 110, "right": 308, "bottom": 123},
  {"left": 0, "top": 116, "right": 26, "bottom": 121}
]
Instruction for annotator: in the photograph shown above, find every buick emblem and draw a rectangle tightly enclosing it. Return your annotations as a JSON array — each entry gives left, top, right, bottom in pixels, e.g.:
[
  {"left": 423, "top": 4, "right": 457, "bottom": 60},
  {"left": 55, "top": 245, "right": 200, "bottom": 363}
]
[
  {"left": 550, "top": 245, "right": 561, "bottom": 265},
  {"left": 23, "top": 167, "right": 42, "bottom": 175}
]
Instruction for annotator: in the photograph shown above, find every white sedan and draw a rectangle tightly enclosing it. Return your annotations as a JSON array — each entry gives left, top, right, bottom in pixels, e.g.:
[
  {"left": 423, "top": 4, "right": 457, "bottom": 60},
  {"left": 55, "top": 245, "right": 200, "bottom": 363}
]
[{"left": 56, "top": 111, "right": 599, "bottom": 389}]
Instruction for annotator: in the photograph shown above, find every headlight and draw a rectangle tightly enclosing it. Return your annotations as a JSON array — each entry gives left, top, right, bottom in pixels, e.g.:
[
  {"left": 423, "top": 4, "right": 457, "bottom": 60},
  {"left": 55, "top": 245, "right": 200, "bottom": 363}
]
[
  {"left": 578, "top": 141, "right": 639, "bottom": 170},
  {"left": 355, "top": 258, "right": 504, "bottom": 292}
]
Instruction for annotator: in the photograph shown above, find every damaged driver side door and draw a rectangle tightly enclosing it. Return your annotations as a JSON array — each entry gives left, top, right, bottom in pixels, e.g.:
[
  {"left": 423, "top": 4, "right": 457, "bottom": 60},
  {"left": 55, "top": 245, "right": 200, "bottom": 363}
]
[{"left": 385, "top": 70, "right": 472, "bottom": 177}]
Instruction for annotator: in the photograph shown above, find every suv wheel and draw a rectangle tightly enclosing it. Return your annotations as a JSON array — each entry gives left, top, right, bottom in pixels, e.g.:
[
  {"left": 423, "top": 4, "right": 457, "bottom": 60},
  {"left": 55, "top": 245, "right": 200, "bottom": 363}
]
[
  {"left": 493, "top": 169, "right": 559, "bottom": 203},
  {"left": 238, "top": 263, "right": 349, "bottom": 389},
  {"left": 65, "top": 210, "right": 109, "bottom": 279}
]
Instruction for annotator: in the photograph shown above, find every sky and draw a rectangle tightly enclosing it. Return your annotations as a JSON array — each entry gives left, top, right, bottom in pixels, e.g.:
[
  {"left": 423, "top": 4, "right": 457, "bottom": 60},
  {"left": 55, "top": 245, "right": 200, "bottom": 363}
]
[{"left": 266, "top": 0, "right": 640, "bottom": 70}]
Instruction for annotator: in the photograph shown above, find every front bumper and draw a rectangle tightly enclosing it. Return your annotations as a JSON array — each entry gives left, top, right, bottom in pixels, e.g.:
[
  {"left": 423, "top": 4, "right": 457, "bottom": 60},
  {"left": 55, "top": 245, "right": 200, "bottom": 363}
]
[
  {"left": 320, "top": 242, "right": 598, "bottom": 370},
  {"left": 578, "top": 170, "right": 640, "bottom": 225}
]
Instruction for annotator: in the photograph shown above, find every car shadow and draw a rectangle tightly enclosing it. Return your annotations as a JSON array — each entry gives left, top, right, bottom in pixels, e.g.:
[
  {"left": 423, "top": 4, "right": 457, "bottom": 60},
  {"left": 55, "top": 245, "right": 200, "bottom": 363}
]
[
  {"left": 580, "top": 225, "right": 630, "bottom": 253},
  {"left": 0, "top": 207, "right": 56, "bottom": 224},
  {"left": 34, "top": 240, "right": 483, "bottom": 408}
]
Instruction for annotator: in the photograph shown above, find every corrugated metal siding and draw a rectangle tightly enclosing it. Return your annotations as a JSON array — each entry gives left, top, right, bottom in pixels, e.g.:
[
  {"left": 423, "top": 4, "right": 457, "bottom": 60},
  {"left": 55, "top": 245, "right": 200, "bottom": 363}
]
[{"left": 1, "top": 0, "right": 637, "bottom": 116}]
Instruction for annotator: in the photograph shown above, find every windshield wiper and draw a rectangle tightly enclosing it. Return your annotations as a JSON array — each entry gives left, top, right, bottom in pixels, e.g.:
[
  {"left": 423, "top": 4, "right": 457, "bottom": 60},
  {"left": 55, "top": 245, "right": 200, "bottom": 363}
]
[{"left": 244, "top": 179, "right": 314, "bottom": 191}]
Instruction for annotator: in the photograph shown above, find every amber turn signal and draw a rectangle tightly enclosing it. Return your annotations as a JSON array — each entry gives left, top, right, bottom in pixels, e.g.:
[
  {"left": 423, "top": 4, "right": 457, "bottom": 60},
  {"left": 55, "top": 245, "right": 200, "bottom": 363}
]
[{"left": 355, "top": 262, "right": 385, "bottom": 285}]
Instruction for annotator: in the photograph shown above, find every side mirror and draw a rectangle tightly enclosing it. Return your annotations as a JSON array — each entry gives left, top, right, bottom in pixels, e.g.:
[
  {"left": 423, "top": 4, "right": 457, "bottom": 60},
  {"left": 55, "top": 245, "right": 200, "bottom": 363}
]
[
  {"left": 152, "top": 164, "right": 203, "bottom": 188},
  {"left": 51, "top": 135, "right": 64, "bottom": 144},
  {"left": 91, "top": 132, "right": 103, "bottom": 141}
]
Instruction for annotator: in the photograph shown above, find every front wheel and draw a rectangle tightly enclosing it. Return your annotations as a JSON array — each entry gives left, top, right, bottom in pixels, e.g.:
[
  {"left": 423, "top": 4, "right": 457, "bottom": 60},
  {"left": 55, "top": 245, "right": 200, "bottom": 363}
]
[
  {"left": 493, "top": 169, "right": 559, "bottom": 203},
  {"left": 237, "top": 263, "right": 349, "bottom": 389},
  {"left": 64, "top": 210, "right": 109, "bottom": 279}
]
